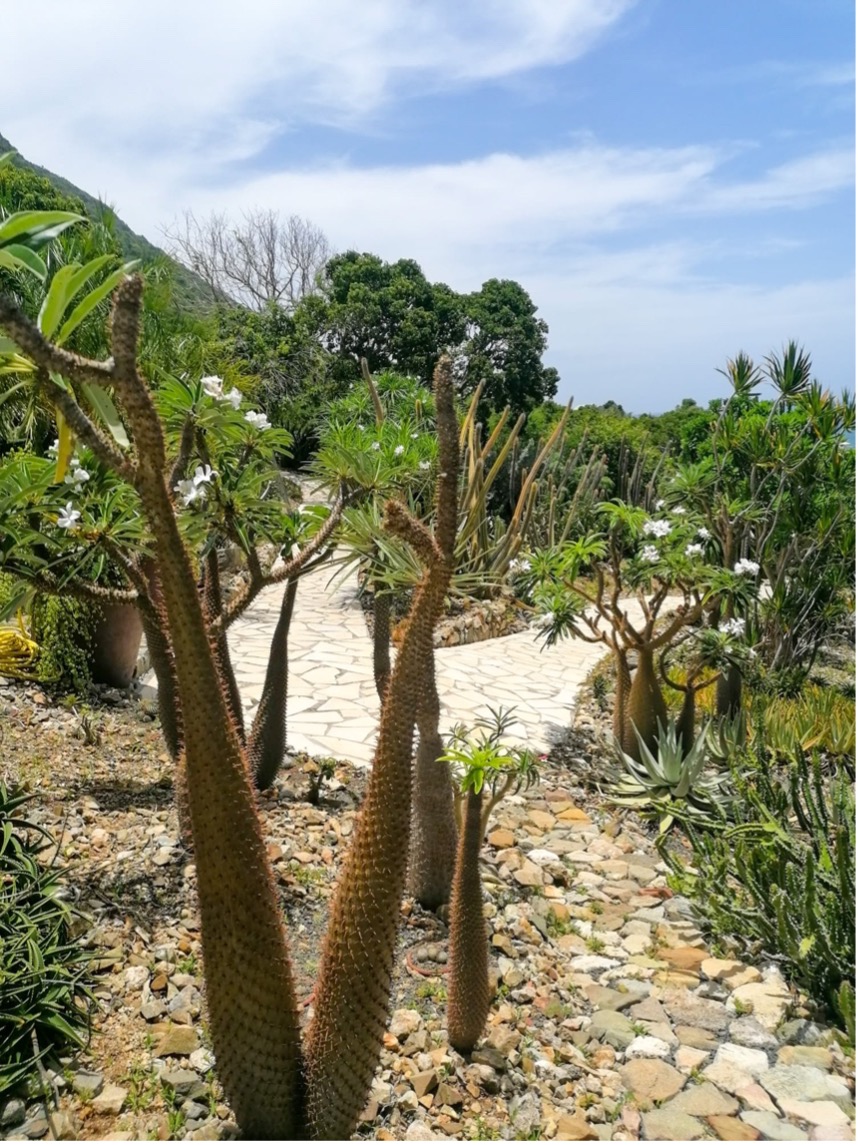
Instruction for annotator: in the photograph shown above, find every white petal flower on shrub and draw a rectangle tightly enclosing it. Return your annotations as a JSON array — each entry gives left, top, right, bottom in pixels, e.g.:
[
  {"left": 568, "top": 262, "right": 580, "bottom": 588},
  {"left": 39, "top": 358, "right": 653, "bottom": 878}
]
[
  {"left": 643, "top": 519, "right": 671, "bottom": 538},
  {"left": 734, "top": 558, "right": 760, "bottom": 576},
  {"left": 357, "top": 424, "right": 365, "bottom": 431},
  {"left": 393, "top": 444, "right": 405, "bottom": 456},
  {"left": 57, "top": 502, "right": 81, "bottom": 529},
  {"left": 671, "top": 506, "right": 686, "bottom": 515},
  {"left": 65, "top": 467, "right": 90, "bottom": 487},
  {"left": 371, "top": 441, "right": 381, "bottom": 452},
  {"left": 224, "top": 387, "right": 242, "bottom": 409},
  {"left": 697, "top": 526, "right": 711, "bottom": 540},
  {"left": 655, "top": 499, "right": 665, "bottom": 510},
  {"left": 418, "top": 460, "right": 430, "bottom": 470},
  {"left": 47, "top": 438, "right": 60, "bottom": 456},
  {"left": 193, "top": 464, "right": 216, "bottom": 487},
  {"left": 201, "top": 375, "right": 225, "bottom": 399},
  {"left": 244, "top": 410, "right": 271, "bottom": 431},
  {"left": 509, "top": 558, "right": 532, "bottom": 574},
  {"left": 719, "top": 617, "right": 746, "bottom": 637},
  {"left": 685, "top": 543, "right": 704, "bottom": 557},
  {"left": 641, "top": 544, "right": 660, "bottom": 563},
  {"left": 411, "top": 432, "right": 419, "bottom": 439},
  {"left": 176, "top": 478, "right": 203, "bottom": 507}
]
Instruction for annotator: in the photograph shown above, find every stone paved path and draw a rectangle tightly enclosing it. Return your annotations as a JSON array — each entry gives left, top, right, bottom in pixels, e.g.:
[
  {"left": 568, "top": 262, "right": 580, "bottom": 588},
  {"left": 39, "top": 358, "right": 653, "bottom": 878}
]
[
  {"left": 144, "top": 559, "right": 630, "bottom": 767},
  {"left": 141, "top": 547, "right": 663, "bottom": 766}
]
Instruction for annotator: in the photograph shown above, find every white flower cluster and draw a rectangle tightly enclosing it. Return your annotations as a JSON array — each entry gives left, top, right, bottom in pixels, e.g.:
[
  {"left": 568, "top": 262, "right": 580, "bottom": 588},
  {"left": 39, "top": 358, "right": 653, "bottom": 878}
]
[
  {"left": 394, "top": 444, "right": 405, "bottom": 456},
  {"left": 643, "top": 519, "right": 671, "bottom": 538},
  {"left": 509, "top": 557, "right": 531, "bottom": 574},
  {"left": 671, "top": 506, "right": 686, "bottom": 515},
  {"left": 697, "top": 526, "right": 711, "bottom": 540},
  {"left": 719, "top": 617, "right": 746, "bottom": 637},
  {"left": 685, "top": 543, "right": 704, "bottom": 557},
  {"left": 641, "top": 544, "right": 660, "bottom": 564},
  {"left": 734, "top": 558, "right": 760, "bottom": 576},
  {"left": 201, "top": 375, "right": 242, "bottom": 409},
  {"left": 63, "top": 456, "right": 90, "bottom": 493},
  {"left": 418, "top": 460, "right": 431, "bottom": 471},
  {"left": 176, "top": 464, "right": 216, "bottom": 508}
]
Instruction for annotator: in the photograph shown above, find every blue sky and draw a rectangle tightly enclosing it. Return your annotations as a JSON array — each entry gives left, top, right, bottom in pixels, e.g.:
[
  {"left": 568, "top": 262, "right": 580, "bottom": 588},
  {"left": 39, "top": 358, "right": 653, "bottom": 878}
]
[{"left": 3, "top": 0, "right": 854, "bottom": 410}]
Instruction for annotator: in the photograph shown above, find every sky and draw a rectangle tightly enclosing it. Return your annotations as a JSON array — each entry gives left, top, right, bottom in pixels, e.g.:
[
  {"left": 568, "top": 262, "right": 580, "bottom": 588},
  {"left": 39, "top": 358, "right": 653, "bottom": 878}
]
[{"left": 2, "top": 0, "right": 855, "bottom": 411}]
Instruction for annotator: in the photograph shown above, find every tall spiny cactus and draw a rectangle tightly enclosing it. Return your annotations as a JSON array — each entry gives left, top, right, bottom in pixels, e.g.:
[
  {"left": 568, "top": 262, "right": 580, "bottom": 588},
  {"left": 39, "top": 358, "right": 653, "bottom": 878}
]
[
  {"left": 446, "top": 787, "right": 491, "bottom": 1053},
  {"left": 302, "top": 356, "right": 459, "bottom": 1138},
  {"left": 248, "top": 575, "right": 298, "bottom": 790},
  {"left": 0, "top": 279, "right": 459, "bottom": 1139},
  {"left": 408, "top": 660, "right": 458, "bottom": 910}
]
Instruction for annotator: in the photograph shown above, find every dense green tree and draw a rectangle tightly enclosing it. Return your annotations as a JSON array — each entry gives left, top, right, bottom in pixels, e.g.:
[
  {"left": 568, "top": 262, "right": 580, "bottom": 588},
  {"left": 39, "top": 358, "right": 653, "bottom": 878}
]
[{"left": 461, "top": 278, "right": 558, "bottom": 415}]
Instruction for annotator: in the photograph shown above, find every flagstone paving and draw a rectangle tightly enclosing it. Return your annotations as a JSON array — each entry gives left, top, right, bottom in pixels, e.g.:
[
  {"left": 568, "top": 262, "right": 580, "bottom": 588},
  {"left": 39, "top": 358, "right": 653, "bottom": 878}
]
[{"left": 140, "top": 556, "right": 664, "bottom": 767}]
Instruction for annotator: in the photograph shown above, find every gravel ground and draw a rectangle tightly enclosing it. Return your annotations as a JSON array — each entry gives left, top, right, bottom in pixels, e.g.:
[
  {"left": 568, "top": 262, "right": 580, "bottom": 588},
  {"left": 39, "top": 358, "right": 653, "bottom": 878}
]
[{"left": 0, "top": 677, "right": 854, "bottom": 1142}]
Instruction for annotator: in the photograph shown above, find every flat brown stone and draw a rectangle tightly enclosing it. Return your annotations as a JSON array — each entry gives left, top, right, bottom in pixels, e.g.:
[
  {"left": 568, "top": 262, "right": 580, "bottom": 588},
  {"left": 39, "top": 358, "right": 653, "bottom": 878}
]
[
  {"left": 155, "top": 1026, "right": 199, "bottom": 1056},
  {"left": 707, "top": 1115, "right": 761, "bottom": 1140},
  {"left": 527, "top": 809, "right": 557, "bottom": 830},
  {"left": 555, "top": 1113, "right": 598, "bottom": 1140},
  {"left": 619, "top": 1058, "right": 686, "bottom": 1103},
  {"left": 488, "top": 828, "right": 516, "bottom": 848},
  {"left": 663, "top": 946, "right": 708, "bottom": 970}
]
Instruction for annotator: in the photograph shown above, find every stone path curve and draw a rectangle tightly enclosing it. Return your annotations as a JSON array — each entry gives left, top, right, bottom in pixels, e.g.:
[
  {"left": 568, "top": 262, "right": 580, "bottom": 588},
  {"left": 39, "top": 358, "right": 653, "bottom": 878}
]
[{"left": 211, "top": 561, "right": 645, "bottom": 768}]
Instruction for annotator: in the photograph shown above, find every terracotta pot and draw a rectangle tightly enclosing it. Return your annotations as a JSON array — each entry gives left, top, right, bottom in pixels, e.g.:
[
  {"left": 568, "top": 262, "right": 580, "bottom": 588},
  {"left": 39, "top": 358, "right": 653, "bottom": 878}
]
[{"left": 91, "top": 601, "right": 145, "bottom": 688}]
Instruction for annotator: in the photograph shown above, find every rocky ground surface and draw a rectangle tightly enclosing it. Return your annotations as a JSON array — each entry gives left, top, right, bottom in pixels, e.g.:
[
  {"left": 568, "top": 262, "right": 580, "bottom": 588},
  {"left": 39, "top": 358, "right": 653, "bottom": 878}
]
[{"left": 0, "top": 680, "right": 854, "bottom": 1143}]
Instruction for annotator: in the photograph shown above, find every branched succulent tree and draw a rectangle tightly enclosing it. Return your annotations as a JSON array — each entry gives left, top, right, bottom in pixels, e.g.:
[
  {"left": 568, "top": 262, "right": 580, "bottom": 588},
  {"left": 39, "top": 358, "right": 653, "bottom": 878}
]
[
  {"left": 0, "top": 262, "right": 460, "bottom": 1137},
  {"left": 529, "top": 500, "right": 758, "bottom": 760}
]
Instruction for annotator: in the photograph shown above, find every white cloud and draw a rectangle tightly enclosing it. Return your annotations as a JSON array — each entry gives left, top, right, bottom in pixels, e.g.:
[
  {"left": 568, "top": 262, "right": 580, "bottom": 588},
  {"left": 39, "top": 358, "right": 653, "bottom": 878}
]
[{"left": 701, "top": 146, "right": 856, "bottom": 212}]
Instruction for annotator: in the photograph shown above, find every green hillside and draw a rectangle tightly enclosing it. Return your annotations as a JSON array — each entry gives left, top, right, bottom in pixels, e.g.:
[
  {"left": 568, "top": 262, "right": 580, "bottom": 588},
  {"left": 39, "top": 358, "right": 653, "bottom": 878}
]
[{"left": 0, "top": 131, "right": 212, "bottom": 311}]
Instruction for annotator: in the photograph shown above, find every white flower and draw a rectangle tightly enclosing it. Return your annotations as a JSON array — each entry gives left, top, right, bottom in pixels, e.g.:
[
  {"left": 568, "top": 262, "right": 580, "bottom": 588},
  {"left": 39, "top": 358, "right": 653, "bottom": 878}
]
[
  {"left": 371, "top": 441, "right": 381, "bottom": 452},
  {"left": 641, "top": 544, "right": 660, "bottom": 564},
  {"left": 509, "top": 558, "right": 531, "bottom": 574},
  {"left": 47, "top": 438, "right": 59, "bottom": 456},
  {"left": 411, "top": 432, "right": 419, "bottom": 439},
  {"left": 357, "top": 423, "right": 366, "bottom": 431},
  {"left": 671, "top": 506, "right": 686, "bottom": 515},
  {"left": 418, "top": 460, "right": 430, "bottom": 471},
  {"left": 643, "top": 519, "right": 671, "bottom": 538},
  {"left": 734, "top": 558, "right": 760, "bottom": 577},
  {"left": 65, "top": 467, "right": 90, "bottom": 491},
  {"left": 655, "top": 499, "right": 665, "bottom": 510},
  {"left": 685, "top": 543, "right": 704, "bottom": 557},
  {"left": 201, "top": 375, "right": 224, "bottom": 399},
  {"left": 224, "top": 387, "right": 242, "bottom": 410},
  {"left": 697, "top": 526, "right": 711, "bottom": 540},
  {"left": 393, "top": 444, "right": 405, "bottom": 456},
  {"left": 193, "top": 464, "right": 216, "bottom": 486},
  {"left": 176, "top": 478, "right": 205, "bottom": 507},
  {"left": 57, "top": 502, "right": 81, "bottom": 529},
  {"left": 719, "top": 617, "right": 746, "bottom": 637},
  {"left": 244, "top": 410, "right": 271, "bottom": 431}
]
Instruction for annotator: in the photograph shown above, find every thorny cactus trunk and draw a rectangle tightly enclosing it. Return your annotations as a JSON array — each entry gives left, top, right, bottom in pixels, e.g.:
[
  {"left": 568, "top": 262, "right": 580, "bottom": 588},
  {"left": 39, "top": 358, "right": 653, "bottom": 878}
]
[
  {"left": 716, "top": 664, "right": 743, "bottom": 718},
  {"left": 248, "top": 576, "right": 299, "bottom": 790},
  {"left": 302, "top": 358, "right": 459, "bottom": 1139},
  {"left": 408, "top": 661, "right": 458, "bottom": 910},
  {"left": 446, "top": 787, "right": 491, "bottom": 1054},
  {"left": 623, "top": 647, "right": 668, "bottom": 759},
  {"left": 372, "top": 588, "right": 391, "bottom": 699},
  {"left": 137, "top": 599, "right": 182, "bottom": 761},
  {"left": 202, "top": 549, "right": 245, "bottom": 743},
  {"left": 612, "top": 646, "right": 631, "bottom": 746},
  {"left": 0, "top": 279, "right": 461, "bottom": 1141}
]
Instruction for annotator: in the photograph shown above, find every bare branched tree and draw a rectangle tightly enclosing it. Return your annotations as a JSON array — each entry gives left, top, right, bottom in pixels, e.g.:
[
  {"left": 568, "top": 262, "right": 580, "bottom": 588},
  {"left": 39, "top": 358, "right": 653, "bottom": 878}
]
[{"left": 165, "top": 208, "right": 331, "bottom": 311}]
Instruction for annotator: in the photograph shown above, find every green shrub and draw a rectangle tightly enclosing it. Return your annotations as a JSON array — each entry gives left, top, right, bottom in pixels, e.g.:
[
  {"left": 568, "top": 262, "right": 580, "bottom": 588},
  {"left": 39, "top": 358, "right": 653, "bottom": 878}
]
[
  {"left": 29, "top": 594, "right": 100, "bottom": 692},
  {"left": 0, "top": 782, "right": 94, "bottom": 1092},
  {"left": 661, "top": 744, "right": 855, "bottom": 1039}
]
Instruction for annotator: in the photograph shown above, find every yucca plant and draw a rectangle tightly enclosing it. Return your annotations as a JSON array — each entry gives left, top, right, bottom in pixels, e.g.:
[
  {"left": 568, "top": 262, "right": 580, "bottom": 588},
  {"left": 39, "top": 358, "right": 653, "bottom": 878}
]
[
  {"left": 608, "top": 718, "right": 732, "bottom": 835},
  {"left": 0, "top": 781, "right": 94, "bottom": 1093}
]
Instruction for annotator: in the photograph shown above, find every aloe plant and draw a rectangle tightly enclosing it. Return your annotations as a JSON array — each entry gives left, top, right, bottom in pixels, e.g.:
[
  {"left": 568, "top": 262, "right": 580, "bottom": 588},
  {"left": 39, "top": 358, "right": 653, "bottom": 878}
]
[{"left": 608, "top": 719, "right": 731, "bottom": 835}]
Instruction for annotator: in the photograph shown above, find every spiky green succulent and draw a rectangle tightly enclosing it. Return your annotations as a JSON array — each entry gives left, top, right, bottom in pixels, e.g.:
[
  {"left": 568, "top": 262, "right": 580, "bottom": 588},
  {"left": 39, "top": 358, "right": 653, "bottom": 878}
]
[{"left": 609, "top": 719, "right": 732, "bottom": 834}]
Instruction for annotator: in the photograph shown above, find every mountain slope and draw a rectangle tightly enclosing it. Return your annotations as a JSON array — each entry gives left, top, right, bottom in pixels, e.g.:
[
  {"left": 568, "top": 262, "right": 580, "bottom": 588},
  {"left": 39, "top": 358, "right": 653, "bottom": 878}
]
[{"left": 0, "top": 131, "right": 212, "bottom": 311}]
